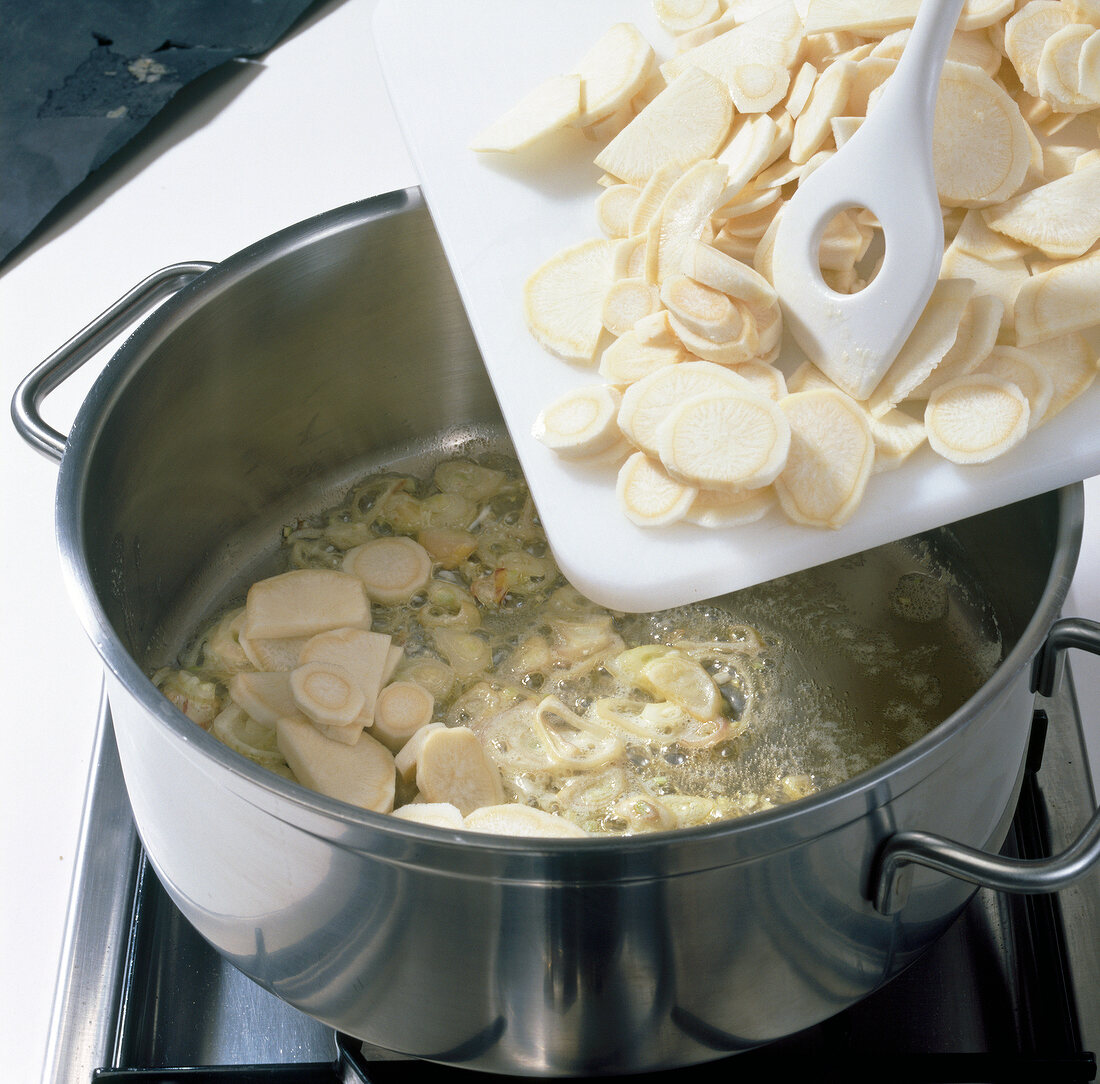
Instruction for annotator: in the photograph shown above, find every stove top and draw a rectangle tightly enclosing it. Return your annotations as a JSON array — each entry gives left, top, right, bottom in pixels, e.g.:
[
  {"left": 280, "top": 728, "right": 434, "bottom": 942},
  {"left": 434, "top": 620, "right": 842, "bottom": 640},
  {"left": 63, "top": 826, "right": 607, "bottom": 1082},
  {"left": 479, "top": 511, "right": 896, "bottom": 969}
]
[{"left": 44, "top": 667, "right": 1100, "bottom": 1083}]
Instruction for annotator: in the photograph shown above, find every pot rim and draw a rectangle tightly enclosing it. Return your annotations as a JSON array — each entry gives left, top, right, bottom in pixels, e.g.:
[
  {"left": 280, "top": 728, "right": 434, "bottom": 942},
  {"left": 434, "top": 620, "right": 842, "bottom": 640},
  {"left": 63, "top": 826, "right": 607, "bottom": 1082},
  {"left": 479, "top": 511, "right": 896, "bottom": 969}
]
[{"left": 54, "top": 193, "right": 1085, "bottom": 872}]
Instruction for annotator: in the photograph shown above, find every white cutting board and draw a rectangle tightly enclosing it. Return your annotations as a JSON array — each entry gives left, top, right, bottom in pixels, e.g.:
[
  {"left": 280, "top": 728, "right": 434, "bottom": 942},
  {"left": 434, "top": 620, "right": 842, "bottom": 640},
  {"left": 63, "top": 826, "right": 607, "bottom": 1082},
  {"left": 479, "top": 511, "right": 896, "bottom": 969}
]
[{"left": 372, "top": 0, "right": 1100, "bottom": 613}]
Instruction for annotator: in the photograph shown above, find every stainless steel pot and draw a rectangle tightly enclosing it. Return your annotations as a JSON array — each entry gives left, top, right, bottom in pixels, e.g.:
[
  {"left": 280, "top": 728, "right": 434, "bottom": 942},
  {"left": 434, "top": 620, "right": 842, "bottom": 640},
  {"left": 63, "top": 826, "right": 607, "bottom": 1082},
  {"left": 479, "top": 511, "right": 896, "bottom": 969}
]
[{"left": 15, "top": 189, "right": 1100, "bottom": 1076}]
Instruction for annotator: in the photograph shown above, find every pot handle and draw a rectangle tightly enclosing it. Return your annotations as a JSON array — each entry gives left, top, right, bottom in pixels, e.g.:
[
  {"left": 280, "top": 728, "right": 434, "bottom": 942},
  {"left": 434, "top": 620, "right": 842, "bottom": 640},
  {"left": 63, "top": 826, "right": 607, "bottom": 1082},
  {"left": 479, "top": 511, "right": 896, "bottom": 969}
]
[
  {"left": 873, "top": 617, "right": 1100, "bottom": 915},
  {"left": 11, "top": 262, "right": 214, "bottom": 463}
]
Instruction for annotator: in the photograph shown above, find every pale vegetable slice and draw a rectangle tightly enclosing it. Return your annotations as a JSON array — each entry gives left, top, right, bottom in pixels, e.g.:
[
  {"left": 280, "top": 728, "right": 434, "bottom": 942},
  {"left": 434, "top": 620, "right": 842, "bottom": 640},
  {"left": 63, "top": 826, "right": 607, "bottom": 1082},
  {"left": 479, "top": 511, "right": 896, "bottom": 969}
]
[
  {"left": 343, "top": 536, "right": 432, "bottom": 605},
  {"left": 415, "top": 725, "right": 505, "bottom": 815},
  {"left": 523, "top": 238, "right": 617, "bottom": 363},
  {"left": 1004, "top": 0, "right": 1076, "bottom": 98},
  {"left": 594, "top": 66, "right": 733, "bottom": 186},
  {"left": 790, "top": 58, "right": 856, "bottom": 165},
  {"left": 1012, "top": 333, "right": 1097, "bottom": 422},
  {"left": 729, "top": 62, "right": 791, "bottom": 114},
  {"left": 616, "top": 359, "right": 752, "bottom": 454},
  {"left": 394, "top": 722, "right": 446, "bottom": 783},
  {"left": 637, "top": 649, "right": 723, "bottom": 721},
  {"left": 628, "top": 162, "right": 682, "bottom": 234},
  {"left": 244, "top": 569, "right": 370, "bottom": 640},
  {"left": 802, "top": 0, "right": 920, "bottom": 35},
  {"left": 237, "top": 631, "right": 310, "bottom": 673},
  {"left": 430, "top": 627, "right": 493, "bottom": 679},
  {"left": 276, "top": 717, "right": 395, "bottom": 813},
  {"left": 660, "top": 274, "right": 744, "bottom": 342},
  {"left": 715, "top": 114, "right": 780, "bottom": 204},
  {"left": 595, "top": 184, "right": 641, "bottom": 238},
  {"left": 228, "top": 671, "right": 299, "bottom": 729},
  {"left": 532, "top": 696, "right": 624, "bottom": 768},
  {"left": 906, "top": 293, "right": 1004, "bottom": 400},
  {"left": 533, "top": 384, "right": 624, "bottom": 458},
  {"left": 868, "top": 408, "right": 927, "bottom": 473},
  {"left": 417, "top": 526, "right": 477, "bottom": 570},
  {"left": 958, "top": 0, "right": 1015, "bottom": 32},
  {"left": 661, "top": 1, "right": 804, "bottom": 85},
  {"left": 290, "top": 660, "right": 366, "bottom": 730},
  {"left": 391, "top": 802, "right": 465, "bottom": 829},
  {"left": 463, "top": 804, "right": 590, "bottom": 838},
  {"left": 940, "top": 213, "right": 1030, "bottom": 330},
  {"left": 372, "top": 681, "right": 436, "bottom": 753},
  {"left": 981, "top": 157, "right": 1100, "bottom": 258},
  {"left": 200, "top": 608, "right": 251, "bottom": 674},
  {"left": 785, "top": 61, "right": 818, "bottom": 118},
  {"left": 598, "top": 330, "right": 687, "bottom": 383},
  {"left": 1014, "top": 251, "right": 1100, "bottom": 345},
  {"left": 924, "top": 373, "right": 1030, "bottom": 463},
  {"left": 685, "top": 484, "right": 776, "bottom": 527},
  {"left": 775, "top": 389, "right": 875, "bottom": 529},
  {"left": 927, "top": 61, "right": 1032, "bottom": 207},
  {"left": 656, "top": 389, "right": 791, "bottom": 489},
  {"left": 681, "top": 239, "right": 779, "bottom": 312},
  {"left": 977, "top": 346, "right": 1055, "bottom": 427},
  {"left": 616, "top": 451, "right": 698, "bottom": 526},
  {"left": 866, "top": 278, "right": 975, "bottom": 416},
  {"left": 723, "top": 359, "right": 788, "bottom": 400},
  {"left": 572, "top": 22, "right": 656, "bottom": 127},
  {"left": 299, "top": 626, "right": 394, "bottom": 727},
  {"left": 647, "top": 158, "right": 729, "bottom": 283},
  {"left": 211, "top": 704, "right": 288, "bottom": 773},
  {"left": 666, "top": 309, "right": 760, "bottom": 364},
  {"left": 469, "top": 74, "right": 582, "bottom": 153},
  {"left": 652, "top": 0, "right": 722, "bottom": 34},
  {"left": 600, "top": 278, "right": 662, "bottom": 335}
]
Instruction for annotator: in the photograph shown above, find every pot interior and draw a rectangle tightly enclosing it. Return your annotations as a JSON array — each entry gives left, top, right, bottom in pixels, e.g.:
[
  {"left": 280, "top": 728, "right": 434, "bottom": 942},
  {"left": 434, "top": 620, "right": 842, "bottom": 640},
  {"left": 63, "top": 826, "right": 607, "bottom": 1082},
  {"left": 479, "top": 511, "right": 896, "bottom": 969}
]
[{"left": 61, "top": 190, "right": 1076, "bottom": 829}]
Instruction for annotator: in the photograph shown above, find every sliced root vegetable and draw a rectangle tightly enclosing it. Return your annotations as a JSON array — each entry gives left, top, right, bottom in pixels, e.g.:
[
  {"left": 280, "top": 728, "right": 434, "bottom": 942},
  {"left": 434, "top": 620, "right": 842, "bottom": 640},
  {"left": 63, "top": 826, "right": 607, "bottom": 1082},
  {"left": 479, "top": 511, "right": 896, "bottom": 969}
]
[
  {"left": 244, "top": 569, "right": 370, "bottom": 641},
  {"left": 681, "top": 239, "right": 779, "bottom": 312},
  {"left": 595, "top": 184, "right": 641, "bottom": 238},
  {"left": 469, "top": 73, "right": 582, "bottom": 153},
  {"left": 723, "top": 359, "right": 788, "bottom": 400},
  {"left": 656, "top": 389, "right": 791, "bottom": 489},
  {"left": 533, "top": 383, "right": 623, "bottom": 458},
  {"left": 464, "top": 804, "right": 590, "bottom": 837},
  {"left": 524, "top": 237, "right": 617, "bottom": 362},
  {"left": 343, "top": 536, "right": 432, "bottom": 605},
  {"left": 627, "top": 161, "right": 682, "bottom": 234},
  {"left": 1014, "top": 332, "right": 1098, "bottom": 422},
  {"left": 415, "top": 725, "right": 505, "bottom": 815},
  {"left": 1037, "top": 24, "right": 1097, "bottom": 112},
  {"left": 774, "top": 389, "right": 875, "bottom": 529},
  {"left": 211, "top": 704, "right": 288, "bottom": 772},
  {"left": 958, "top": 0, "right": 1015, "bottom": 32},
  {"left": 617, "top": 359, "right": 752, "bottom": 454},
  {"left": 238, "top": 631, "right": 309, "bottom": 672},
  {"left": 299, "top": 626, "right": 394, "bottom": 727},
  {"left": 868, "top": 407, "right": 927, "bottom": 473},
  {"left": 940, "top": 218, "right": 1030, "bottom": 332},
  {"left": 785, "top": 60, "right": 818, "bottom": 118},
  {"left": 598, "top": 329, "right": 686, "bottom": 383},
  {"left": 790, "top": 58, "right": 856, "bottom": 165},
  {"left": 417, "top": 526, "right": 478, "bottom": 570},
  {"left": 276, "top": 717, "right": 395, "bottom": 812},
  {"left": 600, "top": 277, "right": 662, "bottom": 335},
  {"left": 667, "top": 308, "right": 760, "bottom": 364},
  {"left": 866, "top": 278, "right": 975, "bottom": 415},
  {"left": 660, "top": 274, "right": 743, "bottom": 341},
  {"left": 928, "top": 61, "right": 1032, "bottom": 207},
  {"left": 638, "top": 649, "right": 723, "bottom": 721},
  {"left": 616, "top": 451, "right": 698, "bottom": 526},
  {"left": 290, "top": 659, "right": 366, "bottom": 730},
  {"left": 907, "top": 293, "right": 1005, "bottom": 400},
  {"left": 981, "top": 157, "right": 1100, "bottom": 258},
  {"left": 228, "top": 671, "right": 298, "bottom": 729},
  {"left": 802, "top": 0, "right": 920, "bottom": 36},
  {"left": 661, "top": 1, "right": 805, "bottom": 85},
  {"left": 716, "top": 113, "right": 780, "bottom": 204},
  {"left": 647, "top": 158, "right": 729, "bottom": 283},
  {"left": 594, "top": 66, "right": 733, "bottom": 186},
  {"left": 391, "top": 802, "right": 465, "bottom": 829},
  {"left": 652, "top": 0, "right": 722, "bottom": 35},
  {"left": 685, "top": 483, "right": 776, "bottom": 527},
  {"left": 393, "top": 722, "right": 446, "bottom": 783},
  {"left": 1005, "top": 2, "right": 1077, "bottom": 96},
  {"left": 977, "top": 345, "right": 1055, "bottom": 427},
  {"left": 729, "top": 61, "right": 791, "bottom": 113},
  {"left": 372, "top": 681, "right": 436, "bottom": 752},
  {"left": 925, "top": 373, "right": 1030, "bottom": 463},
  {"left": 571, "top": 22, "right": 656, "bottom": 127},
  {"left": 1014, "top": 250, "right": 1100, "bottom": 344}
]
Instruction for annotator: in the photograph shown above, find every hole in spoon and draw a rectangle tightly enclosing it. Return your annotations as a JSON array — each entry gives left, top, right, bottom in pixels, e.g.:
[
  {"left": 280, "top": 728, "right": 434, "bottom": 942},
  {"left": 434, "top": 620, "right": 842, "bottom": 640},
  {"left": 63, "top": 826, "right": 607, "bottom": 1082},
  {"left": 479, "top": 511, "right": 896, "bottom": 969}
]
[{"left": 817, "top": 206, "right": 884, "bottom": 295}]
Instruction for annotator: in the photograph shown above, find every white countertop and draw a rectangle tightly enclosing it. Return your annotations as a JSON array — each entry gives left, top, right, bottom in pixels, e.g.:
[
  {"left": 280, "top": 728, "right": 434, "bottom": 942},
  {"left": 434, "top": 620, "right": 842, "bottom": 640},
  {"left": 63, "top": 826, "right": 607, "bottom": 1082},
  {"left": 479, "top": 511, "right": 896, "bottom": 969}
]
[{"left": 1, "top": 2, "right": 1097, "bottom": 1078}]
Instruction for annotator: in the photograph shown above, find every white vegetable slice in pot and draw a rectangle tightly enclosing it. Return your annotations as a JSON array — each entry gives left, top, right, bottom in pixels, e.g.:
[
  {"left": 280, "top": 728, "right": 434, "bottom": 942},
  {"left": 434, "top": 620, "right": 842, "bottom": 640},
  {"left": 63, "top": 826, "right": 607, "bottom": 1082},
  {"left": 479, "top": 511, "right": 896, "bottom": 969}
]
[
  {"left": 464, "top": 804, "right": 590, "bottom": 838},
  {"left": 616, "top": 452, "right": 698, "bottom": 527},
  {"left": 394, "top": 722, "right": 446, "bottom": 783},
  {"left": 276, "top": 718, "right": 396, "bottom": 813},
  {"left": 391, "top": 802, "right": 465, "bottom": 829},
  {"left": 774, "top": 389, "right": 876, "bottom": 529},
  {"left": 228, "top": 671, "right": 299, "bottom": 729},
  {"left": 523, "top": 237, "right": 617, "bottom": 363},
  {"left": 656, "top": 389, "right": 791, "bottom": 490},
  {"left": 243, "top": 569, "right": 370, "bottom": 641},
  {"left": 924, "top": 373, "right": 1030, "bottom": 463},
  {"left": 372, "top": 681, "right": 436, "bottom": 752},
  {"left": 415, "top": 726, "right": 505, "bottom": 815},
  {"left": 533, "top": 384, "right": 623, "bottom": 459},
  {"left": 290, "top": 660, "right": 366, "bottom": 729},
  {"left": 343, "top": 535, "right": 432, "bottom": 605},
  {"left": 299, "top": 626, "right": 394, "bottom": 727}
]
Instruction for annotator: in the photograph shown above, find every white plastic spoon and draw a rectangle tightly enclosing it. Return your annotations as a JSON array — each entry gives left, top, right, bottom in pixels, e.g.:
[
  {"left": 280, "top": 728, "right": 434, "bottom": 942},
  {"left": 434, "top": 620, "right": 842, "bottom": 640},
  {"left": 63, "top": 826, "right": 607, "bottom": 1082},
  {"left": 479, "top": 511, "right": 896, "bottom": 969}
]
[{"left": 771, "top": 0, "right": 966, "bottom": 401}]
